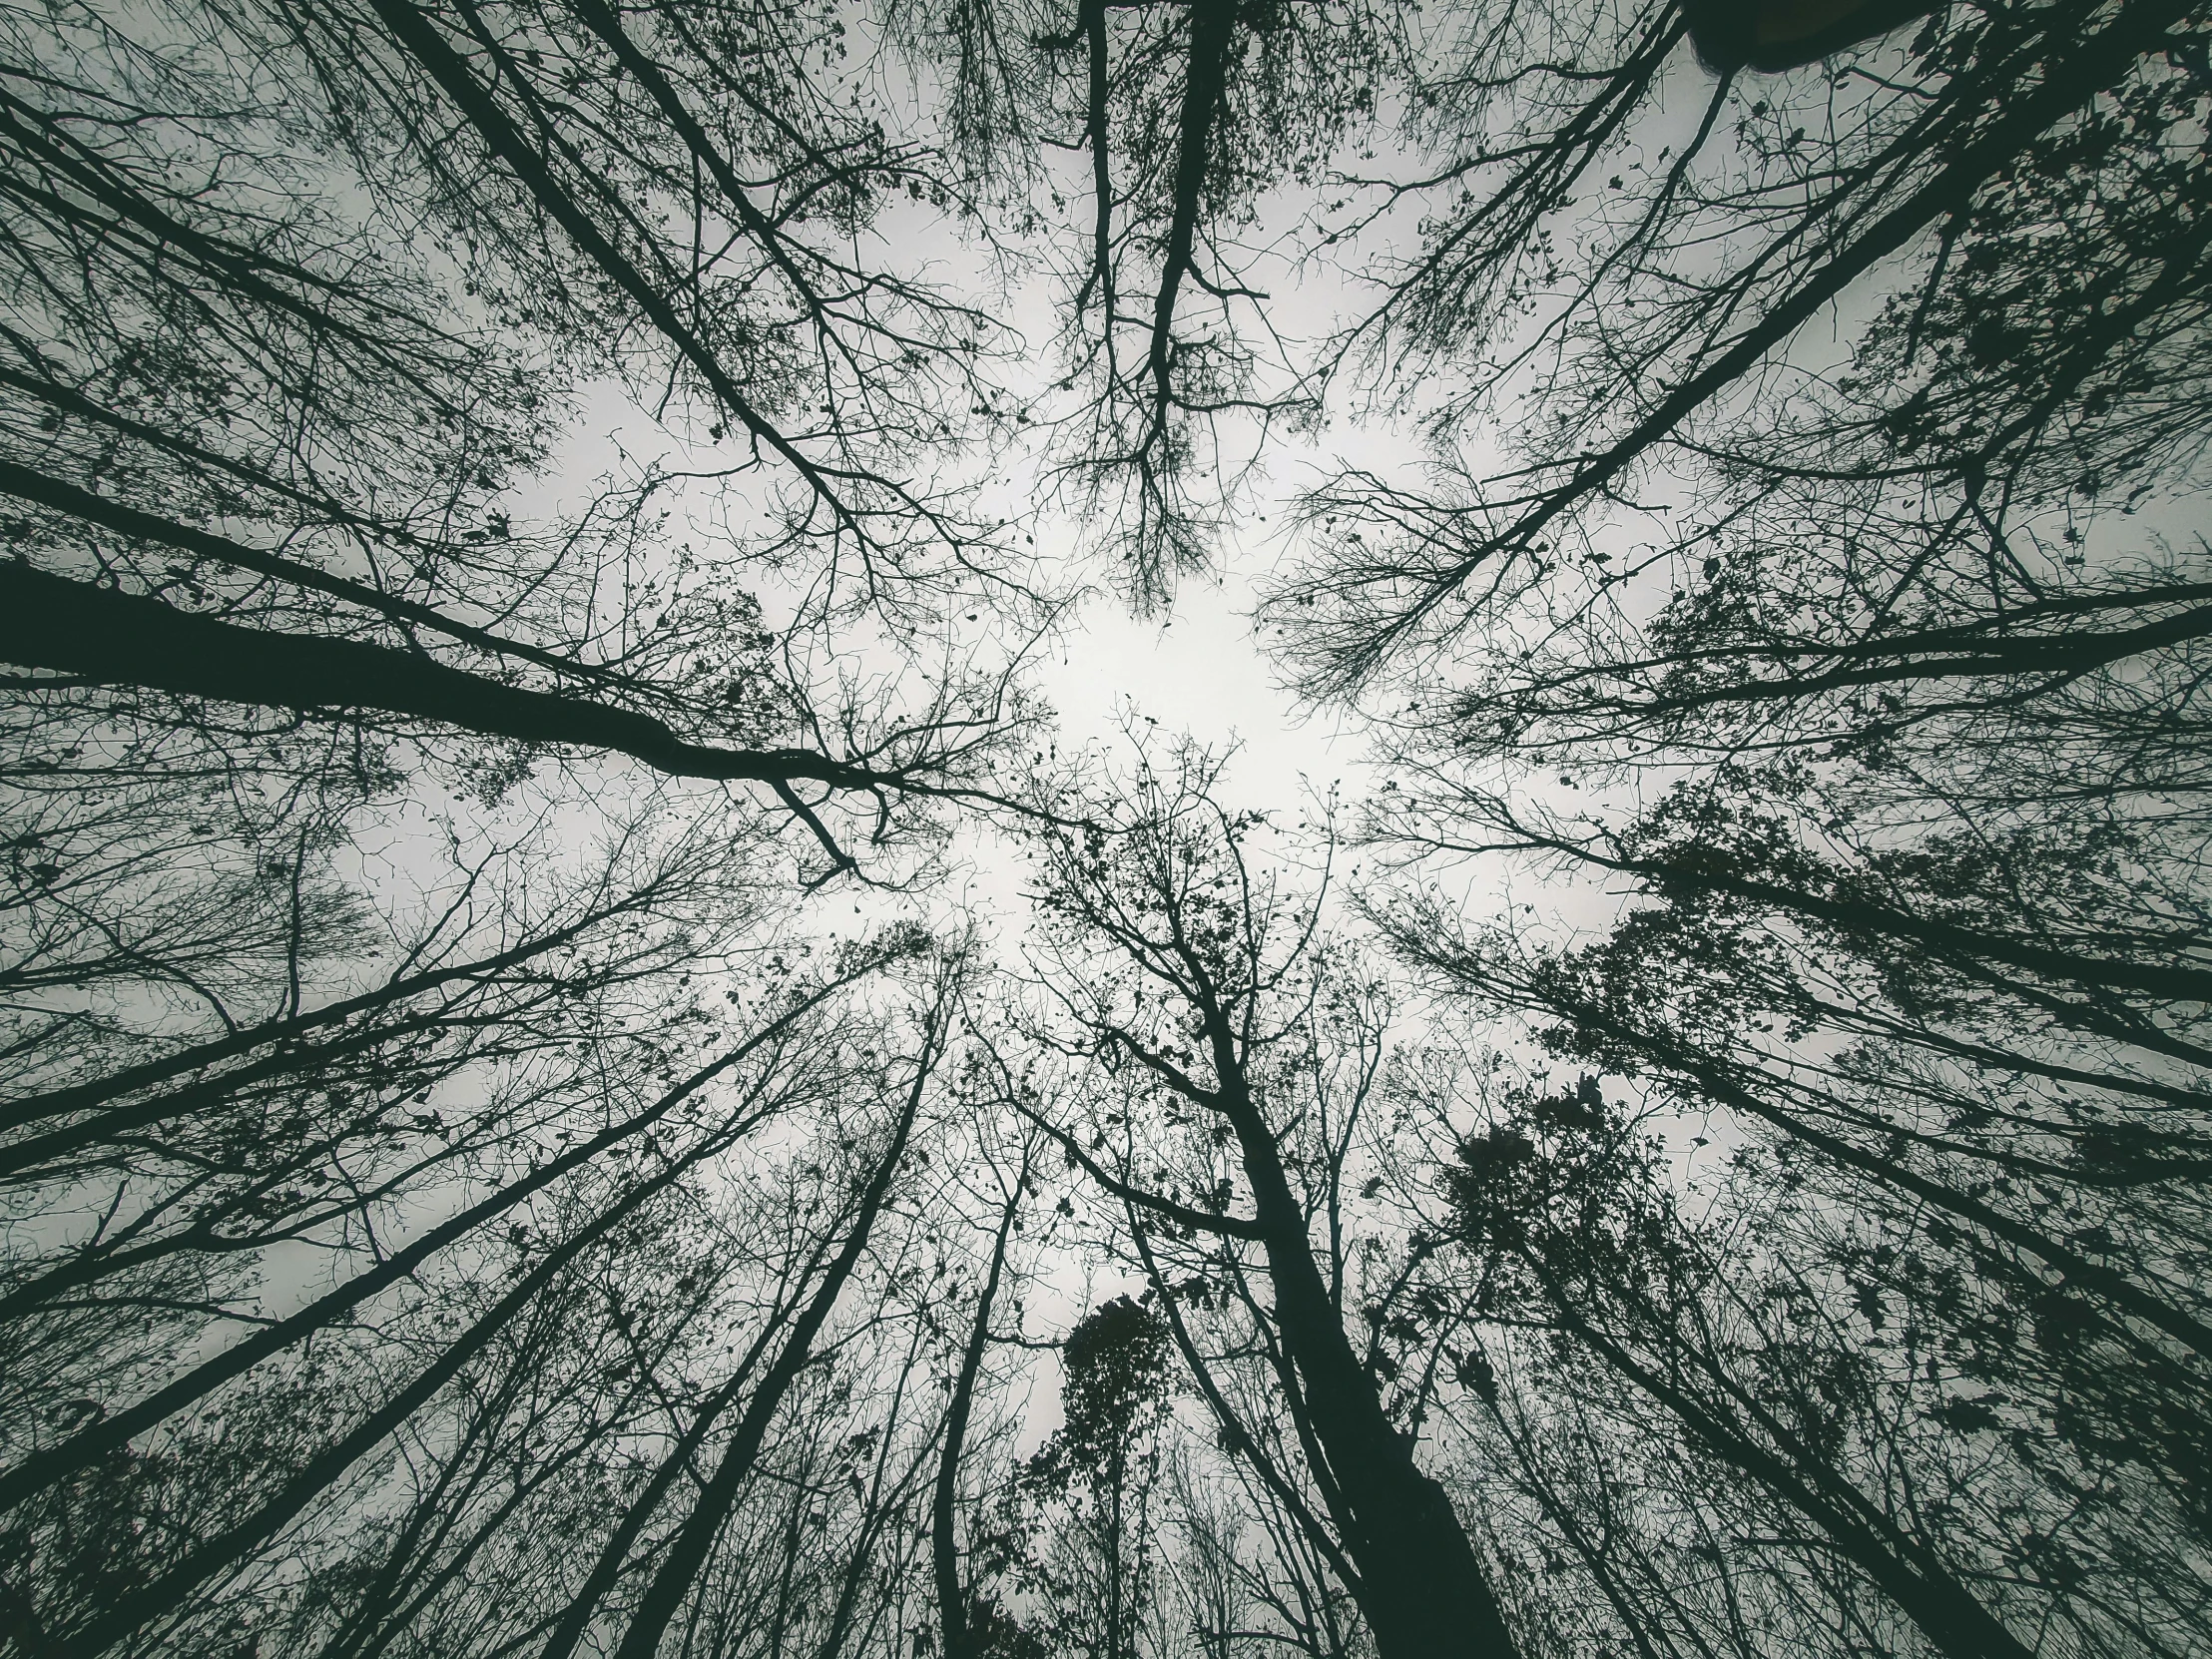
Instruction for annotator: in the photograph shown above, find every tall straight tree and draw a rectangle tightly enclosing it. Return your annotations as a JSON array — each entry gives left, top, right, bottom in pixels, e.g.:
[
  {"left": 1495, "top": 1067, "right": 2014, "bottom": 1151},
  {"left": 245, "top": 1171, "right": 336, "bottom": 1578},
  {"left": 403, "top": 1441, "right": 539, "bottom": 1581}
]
[{"left": 1006, "top": 740, "right": 1516, "bottom": 1659}]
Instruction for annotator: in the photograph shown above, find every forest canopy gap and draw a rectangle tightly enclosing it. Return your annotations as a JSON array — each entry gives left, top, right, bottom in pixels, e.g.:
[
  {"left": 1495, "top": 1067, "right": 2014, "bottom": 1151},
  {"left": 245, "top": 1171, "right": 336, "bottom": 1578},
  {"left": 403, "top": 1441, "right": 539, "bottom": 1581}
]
[{"left": 1, "top": 2, "right": 2206, "bottom": 1658}]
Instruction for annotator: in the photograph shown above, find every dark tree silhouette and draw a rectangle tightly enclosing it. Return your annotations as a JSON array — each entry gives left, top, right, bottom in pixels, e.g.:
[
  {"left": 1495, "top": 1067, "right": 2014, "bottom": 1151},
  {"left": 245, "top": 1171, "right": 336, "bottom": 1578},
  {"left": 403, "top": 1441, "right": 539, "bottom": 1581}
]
[
  {"left": 7, "top": 0, "right": 2210, "bottom": 1655},
  {"left": 1005, "top": 741, "right": 1517, "bottom": 1659}
]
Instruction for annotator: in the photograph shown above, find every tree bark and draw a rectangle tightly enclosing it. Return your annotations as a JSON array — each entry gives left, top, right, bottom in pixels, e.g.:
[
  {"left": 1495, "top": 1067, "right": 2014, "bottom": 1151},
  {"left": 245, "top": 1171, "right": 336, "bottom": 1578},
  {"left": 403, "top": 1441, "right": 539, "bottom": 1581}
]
[
  {"left": 934, "top": 1169, "right": 1023, "bottom": 1659},
  {"left": 607, "top": 999, "right": 946, "bottom": 1659},
  {"left": 0, "top": 563, "right": 888, "bottom": 791},
  {"left": 1211, "top": 1049, "right": 1514, "bottom": 1659}
]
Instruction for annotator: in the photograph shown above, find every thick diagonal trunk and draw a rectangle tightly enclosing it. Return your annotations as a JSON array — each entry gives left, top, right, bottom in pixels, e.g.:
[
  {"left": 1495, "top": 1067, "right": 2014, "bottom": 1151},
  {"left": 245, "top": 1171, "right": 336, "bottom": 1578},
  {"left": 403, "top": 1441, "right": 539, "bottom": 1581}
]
[
  {"left": 606, "top": 1004, "right": 943, "bottom": 1659},
  {"left": 1538, "top": 1267, "right": 2032, "bottom": 1659},
  {"left": 0, "top": 563, "right": 873, "bottom": 790},
  {"left": 1218, "top": 1076, "right": 1514, "bottom": 1659},
  {"left": 535, "top": 1253, "right": 831, "bottom": 1659}
]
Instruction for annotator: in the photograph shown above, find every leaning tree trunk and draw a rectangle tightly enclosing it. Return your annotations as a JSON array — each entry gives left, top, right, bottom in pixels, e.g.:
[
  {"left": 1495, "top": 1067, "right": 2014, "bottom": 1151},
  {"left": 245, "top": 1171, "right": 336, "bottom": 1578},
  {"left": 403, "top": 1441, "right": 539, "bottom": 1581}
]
[
  {"left": 1215, "top": 1054, "right": 1515, "bottom": 1659},
  {"left": 934, "top": 1172, "right": 1022, "bottom": 1659},
  {"left": 605, "top": 1000, "right": 945, "bottom": 1659}
]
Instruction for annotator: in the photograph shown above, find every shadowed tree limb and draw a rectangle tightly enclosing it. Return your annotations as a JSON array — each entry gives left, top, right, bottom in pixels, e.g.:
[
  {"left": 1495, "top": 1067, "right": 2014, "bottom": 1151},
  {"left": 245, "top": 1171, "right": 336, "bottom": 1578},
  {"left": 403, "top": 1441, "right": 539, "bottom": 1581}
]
[
  {"left": 0, "top": 459, "right": 630, "bottom": 692},
  {"left": 0, "top": 565, "right": 1003, "bottom": 844}
]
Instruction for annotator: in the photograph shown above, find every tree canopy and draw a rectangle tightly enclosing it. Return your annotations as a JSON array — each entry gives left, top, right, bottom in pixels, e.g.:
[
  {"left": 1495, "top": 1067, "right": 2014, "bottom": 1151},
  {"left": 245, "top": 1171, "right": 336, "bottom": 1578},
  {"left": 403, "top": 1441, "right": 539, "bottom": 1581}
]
[{"left": 3, "top": 1, "right": 2206, "bottom": 1657}]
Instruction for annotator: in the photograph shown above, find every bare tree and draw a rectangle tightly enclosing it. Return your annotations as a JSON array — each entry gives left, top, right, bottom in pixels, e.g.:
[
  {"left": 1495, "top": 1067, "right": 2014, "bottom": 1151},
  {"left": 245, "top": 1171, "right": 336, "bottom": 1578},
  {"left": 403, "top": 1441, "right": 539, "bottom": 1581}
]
[
  {"left": 902, "top": 0, "right": 1408, "bottom": 603},
  {"left": 1000, "top": 740, "right": 1515, "bottom": 1659}
]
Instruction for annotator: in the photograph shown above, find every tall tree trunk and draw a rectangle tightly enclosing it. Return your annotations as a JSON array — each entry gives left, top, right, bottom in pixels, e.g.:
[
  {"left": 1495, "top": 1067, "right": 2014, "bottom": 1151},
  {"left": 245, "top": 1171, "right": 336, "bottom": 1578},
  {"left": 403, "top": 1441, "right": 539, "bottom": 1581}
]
[
  {"left": 1106, "top": 1437, "right": 1127, "bottom": 1659},
  {"left": 1216, "top": 1060, "right": 1514, "bottom": 1659},
  {"left": 607, "top": 998, "right": 946, "bottom": 1659},
  {"left": 934, "top": 1167, "right": 1023, "bottom": 1659},
  {"left": 1537, "top": 1266, "right": 2033, "bottom": 1659},
  {"left": 534, "top": 1247, "right": 836, "bottom": 1659},
  {"left": 0, "top": 458, "right": 619, "bottom": 688}
]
